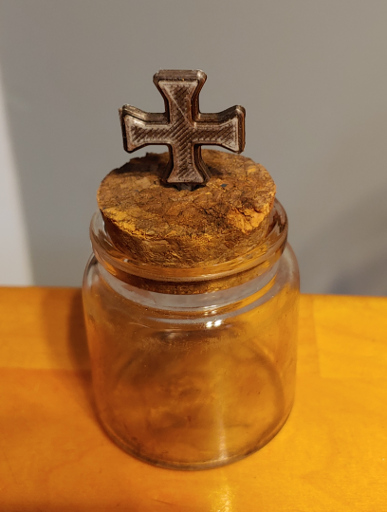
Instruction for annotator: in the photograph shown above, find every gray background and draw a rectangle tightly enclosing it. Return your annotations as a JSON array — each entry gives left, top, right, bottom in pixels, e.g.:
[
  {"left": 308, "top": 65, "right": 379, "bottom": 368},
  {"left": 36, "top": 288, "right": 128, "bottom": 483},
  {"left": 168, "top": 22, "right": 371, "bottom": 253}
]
[{"left": 0, "top": 0, "right": 386, "bottom": 294}]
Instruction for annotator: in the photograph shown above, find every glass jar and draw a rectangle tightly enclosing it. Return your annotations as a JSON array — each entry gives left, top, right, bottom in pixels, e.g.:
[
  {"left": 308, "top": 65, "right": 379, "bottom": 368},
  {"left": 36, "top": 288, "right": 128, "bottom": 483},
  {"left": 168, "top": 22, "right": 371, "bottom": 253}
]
[{"left": 82, "top": 199, "right": 300, "bottom": 470}]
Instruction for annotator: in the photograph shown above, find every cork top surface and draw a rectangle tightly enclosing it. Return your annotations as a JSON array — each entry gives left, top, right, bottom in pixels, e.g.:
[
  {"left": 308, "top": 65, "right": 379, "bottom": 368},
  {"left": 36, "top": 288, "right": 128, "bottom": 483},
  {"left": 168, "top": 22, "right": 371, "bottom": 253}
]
[{"left": 97, "top": 150, "right": 276, "bottom": 267}]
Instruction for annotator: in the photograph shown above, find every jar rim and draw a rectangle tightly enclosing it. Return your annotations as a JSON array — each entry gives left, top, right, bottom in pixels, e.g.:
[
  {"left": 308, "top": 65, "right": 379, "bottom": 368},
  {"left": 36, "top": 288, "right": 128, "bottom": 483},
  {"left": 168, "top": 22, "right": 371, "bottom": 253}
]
[{"left": 90, "top": 199, "right": 288, "bottom": 284}]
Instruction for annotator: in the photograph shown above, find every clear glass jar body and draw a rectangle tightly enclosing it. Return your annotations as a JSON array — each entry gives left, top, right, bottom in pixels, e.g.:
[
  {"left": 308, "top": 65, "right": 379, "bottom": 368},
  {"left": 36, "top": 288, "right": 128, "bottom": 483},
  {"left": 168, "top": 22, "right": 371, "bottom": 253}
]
[{"left": 82, "top": 201, "right": 300, "bottom": 470}]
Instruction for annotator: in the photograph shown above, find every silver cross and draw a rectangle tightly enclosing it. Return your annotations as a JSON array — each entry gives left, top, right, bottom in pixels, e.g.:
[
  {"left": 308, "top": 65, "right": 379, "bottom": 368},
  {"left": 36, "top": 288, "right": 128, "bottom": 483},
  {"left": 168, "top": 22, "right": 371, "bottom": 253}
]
[{"left": 120, "top": 70, "right": 246, "bottom": 186}]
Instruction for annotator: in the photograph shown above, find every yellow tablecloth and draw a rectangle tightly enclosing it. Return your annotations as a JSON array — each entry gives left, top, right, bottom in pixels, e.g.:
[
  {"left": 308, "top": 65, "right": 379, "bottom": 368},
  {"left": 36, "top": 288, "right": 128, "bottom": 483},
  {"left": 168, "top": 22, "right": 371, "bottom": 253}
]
[{"left": 1, "top": 287, "right": 386, "bottom": 510}]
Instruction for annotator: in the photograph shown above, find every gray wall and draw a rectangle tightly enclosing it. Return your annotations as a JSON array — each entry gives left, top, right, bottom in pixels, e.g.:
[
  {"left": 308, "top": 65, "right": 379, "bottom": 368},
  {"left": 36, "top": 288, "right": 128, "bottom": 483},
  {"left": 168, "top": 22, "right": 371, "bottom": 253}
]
[{"left": 1, "top": 0, "right": 386, "bottom": 294}]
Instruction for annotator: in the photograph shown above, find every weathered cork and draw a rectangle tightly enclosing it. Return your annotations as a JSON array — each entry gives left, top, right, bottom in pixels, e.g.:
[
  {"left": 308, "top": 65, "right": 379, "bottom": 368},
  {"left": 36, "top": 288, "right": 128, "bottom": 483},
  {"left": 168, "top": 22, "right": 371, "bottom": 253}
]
[{"left": 97, "top": 149, "right": 276, "bottom": 268}]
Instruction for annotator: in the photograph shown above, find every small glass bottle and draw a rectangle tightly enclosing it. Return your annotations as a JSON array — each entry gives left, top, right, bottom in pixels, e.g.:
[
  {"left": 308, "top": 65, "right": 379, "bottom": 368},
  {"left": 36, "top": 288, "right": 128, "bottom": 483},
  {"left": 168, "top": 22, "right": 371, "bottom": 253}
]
[{"left": 82, "top": 198, "right": 299, "bottom": 470}]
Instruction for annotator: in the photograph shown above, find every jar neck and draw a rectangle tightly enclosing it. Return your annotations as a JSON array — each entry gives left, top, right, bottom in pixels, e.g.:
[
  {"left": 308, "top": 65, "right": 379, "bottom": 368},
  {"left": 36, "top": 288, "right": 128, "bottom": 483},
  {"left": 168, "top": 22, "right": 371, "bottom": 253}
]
[{"left": 90, "top": 199, "right": 288, "bottom": 295}]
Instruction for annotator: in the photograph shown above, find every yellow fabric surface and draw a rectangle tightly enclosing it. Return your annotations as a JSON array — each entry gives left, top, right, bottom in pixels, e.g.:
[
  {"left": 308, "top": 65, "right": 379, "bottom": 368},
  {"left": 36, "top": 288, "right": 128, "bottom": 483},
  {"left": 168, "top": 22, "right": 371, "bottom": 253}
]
[{"left": 1, "top": 288, "right": 386, "bottom": 511}]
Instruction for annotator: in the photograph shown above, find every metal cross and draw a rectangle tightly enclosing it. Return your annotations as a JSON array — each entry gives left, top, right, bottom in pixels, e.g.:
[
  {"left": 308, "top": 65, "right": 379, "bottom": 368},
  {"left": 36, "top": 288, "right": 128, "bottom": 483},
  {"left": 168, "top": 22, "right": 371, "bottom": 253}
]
[{"left": 120, "top": 70, "right": 246, "bottom": 186}]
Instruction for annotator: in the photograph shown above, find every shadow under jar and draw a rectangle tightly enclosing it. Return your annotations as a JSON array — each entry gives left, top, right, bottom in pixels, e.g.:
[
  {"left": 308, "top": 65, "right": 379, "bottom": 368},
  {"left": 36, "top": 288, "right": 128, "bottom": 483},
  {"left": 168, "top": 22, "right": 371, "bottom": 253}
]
[{"left": 82, "top": 199, "right": 300, "bottom": 470}]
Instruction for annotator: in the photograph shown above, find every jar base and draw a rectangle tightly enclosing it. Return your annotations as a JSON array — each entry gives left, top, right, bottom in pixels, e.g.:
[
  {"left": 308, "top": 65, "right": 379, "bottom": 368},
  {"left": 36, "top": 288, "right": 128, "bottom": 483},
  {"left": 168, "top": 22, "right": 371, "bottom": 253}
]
[{"left": 97, "top": 403, "right": 294, "bottom": 471}]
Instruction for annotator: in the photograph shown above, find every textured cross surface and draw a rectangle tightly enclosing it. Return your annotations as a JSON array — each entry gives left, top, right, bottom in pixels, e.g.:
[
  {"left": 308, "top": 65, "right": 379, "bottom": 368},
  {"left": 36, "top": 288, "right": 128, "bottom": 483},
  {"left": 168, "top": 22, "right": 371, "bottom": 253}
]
[{"left": 120, "top": 70, "right": 246, "bottom": 185}]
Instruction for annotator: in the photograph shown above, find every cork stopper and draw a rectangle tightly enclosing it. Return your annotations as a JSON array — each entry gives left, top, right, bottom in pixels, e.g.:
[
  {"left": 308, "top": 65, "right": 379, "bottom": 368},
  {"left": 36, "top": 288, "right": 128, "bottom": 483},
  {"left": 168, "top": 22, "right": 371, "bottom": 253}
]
[{"left": 97, "top": 149, "right": 276, "bottom": 268}]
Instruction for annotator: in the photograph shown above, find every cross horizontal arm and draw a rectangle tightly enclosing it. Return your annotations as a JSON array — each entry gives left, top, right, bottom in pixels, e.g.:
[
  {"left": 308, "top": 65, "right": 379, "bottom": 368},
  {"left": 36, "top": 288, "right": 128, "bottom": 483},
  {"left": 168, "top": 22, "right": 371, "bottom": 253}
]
[
  {"left": 195, "top": 105, "right": 245, "bottom": 152},
  {"left": 120, "top": 105, "right": 167, "bottom": 152}
]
